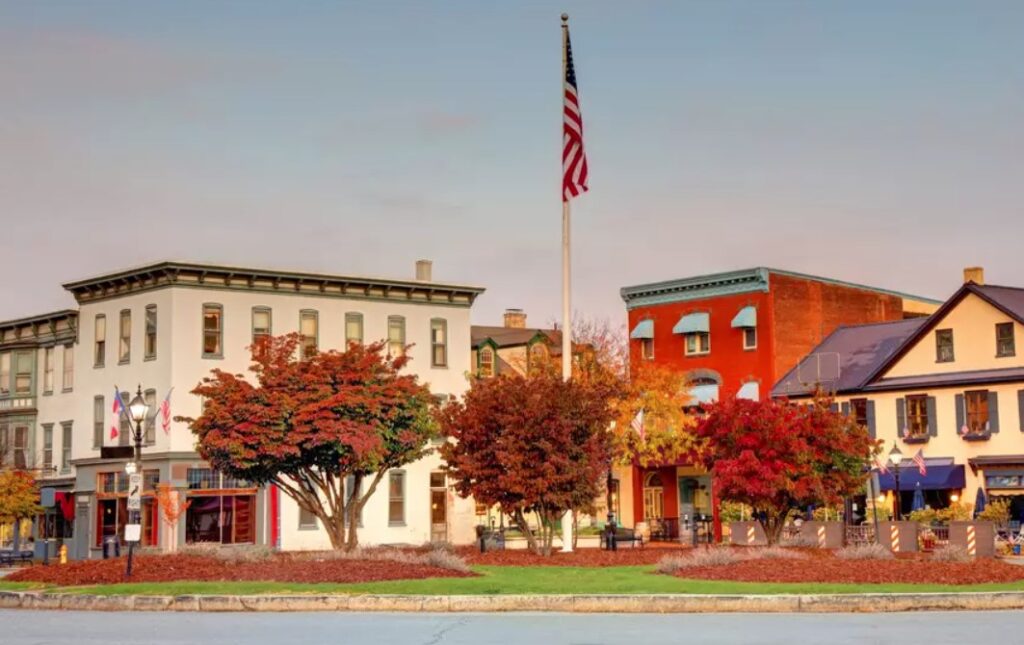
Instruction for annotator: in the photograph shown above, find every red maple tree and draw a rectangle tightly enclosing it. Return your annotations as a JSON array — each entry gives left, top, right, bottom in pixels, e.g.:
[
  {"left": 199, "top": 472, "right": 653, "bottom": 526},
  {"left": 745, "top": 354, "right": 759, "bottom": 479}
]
[
  {"left": 183, "top": 334, "right": 436, "bottom": 550},
  {"left": 694, "top": 396, "right": 876, "bottom": 544},
  {"left": 438, "top": 369, "right": 616, "bottom": 555}
]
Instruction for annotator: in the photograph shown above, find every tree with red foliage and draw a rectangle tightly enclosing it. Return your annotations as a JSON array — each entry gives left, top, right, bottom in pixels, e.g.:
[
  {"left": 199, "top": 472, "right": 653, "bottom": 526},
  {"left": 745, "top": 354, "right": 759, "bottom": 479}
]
[
  {"left": 694, "top": 396, "right": 876, "bottom": 544},
  {"left": 438, "top": 369, "right": 616, "bottom": 555},
  {"left": 182, "top": 334, "right": 436, "bottom": 550}
]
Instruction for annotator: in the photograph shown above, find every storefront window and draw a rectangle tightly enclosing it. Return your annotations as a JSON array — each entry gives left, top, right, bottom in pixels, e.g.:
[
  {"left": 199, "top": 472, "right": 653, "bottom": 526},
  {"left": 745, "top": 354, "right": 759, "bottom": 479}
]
[
  {"left": 184, "top": 468, "right": 256, "bottom": 544},
  {"left": 94, "top": 470, "right": 159, "bottom": 547}
]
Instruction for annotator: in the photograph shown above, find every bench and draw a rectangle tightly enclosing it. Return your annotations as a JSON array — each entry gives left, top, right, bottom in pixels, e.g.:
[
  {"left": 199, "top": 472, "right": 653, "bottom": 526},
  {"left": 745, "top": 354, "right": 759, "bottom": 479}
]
[
  {"left": 600, "top": 529, "right": 643, "bottom": 550},
  {"left": 0, "top": 550, "right": 33, "bottom": 567}
]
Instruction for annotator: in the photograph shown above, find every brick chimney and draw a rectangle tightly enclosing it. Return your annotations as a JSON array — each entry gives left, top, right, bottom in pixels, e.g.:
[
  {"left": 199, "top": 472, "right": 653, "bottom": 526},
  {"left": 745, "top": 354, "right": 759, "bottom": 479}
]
[
  {"left": 503, "top": 308, "right": 527, "bottom": 329},
  {"left": 963, "top": 266, "right": 984, "bottom": 285},
  {"left": 415, "top": 259, "right": 432, "bottom": 282}
]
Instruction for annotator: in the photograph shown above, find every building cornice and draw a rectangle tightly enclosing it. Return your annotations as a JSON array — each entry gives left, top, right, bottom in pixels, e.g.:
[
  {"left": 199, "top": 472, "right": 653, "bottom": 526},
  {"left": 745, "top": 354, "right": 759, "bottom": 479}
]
[
  {"left": 62, "top": 261, "right": 485, "bottom": 308},
  {"left": 620, "top": 268, "right": 770, "bottom": 309},
  {"left": 0, "top": 309, "right": 78, "bottom": 348}
]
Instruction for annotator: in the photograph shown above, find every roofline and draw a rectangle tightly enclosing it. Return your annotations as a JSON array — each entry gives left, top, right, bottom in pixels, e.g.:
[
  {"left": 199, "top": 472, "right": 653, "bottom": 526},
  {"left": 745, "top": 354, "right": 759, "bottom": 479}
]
[
  {"left": 0, "top": 309, "right": 79, "bottom": 330},
  {"left": 780, "top": 367, "right": 1024, "bottom": 398},
  {"left": 620, "top": 267, "right": 941, "bottom": 309}
]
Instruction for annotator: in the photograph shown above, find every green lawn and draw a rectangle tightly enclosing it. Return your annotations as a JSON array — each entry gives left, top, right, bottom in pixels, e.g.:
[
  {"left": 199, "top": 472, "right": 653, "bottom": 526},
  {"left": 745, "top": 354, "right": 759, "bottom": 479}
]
[{"left": 5, "top": 565, "right": 1024, "bottom": 597}]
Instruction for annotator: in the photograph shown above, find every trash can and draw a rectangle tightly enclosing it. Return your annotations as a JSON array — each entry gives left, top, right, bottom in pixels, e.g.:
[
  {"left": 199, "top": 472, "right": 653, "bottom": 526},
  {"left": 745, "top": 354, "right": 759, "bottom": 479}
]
[{"left": 102, "top": 536, "right": 120, "bottom": 559}]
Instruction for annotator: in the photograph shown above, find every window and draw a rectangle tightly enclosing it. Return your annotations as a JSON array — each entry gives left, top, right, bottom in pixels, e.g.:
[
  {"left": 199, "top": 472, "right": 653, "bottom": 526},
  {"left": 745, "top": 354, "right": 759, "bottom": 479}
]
[
  {"left": 0, "top": 353, "right": 8, "bottom": 395},
  {"left": 94, "top": 314, "right": 106, "bottom": 367},
  {"left": 42, "top": 424, "right": 53, "bottom": 472},
  {"left": 62, "top": 344, "right": 74, "bottom": 391},
  {"left": 144, "top": 389, "right": 157, "bottom": 444},
  {"left": 430, "top": 319, "right": 447, "bottom": 367},
  {"left": 202, "top": 304, "right": 223, "bottom": 358},
  {"left": 300, "top": 310, "right": 318, "bottom": 359},
  {"left": 479, "top": 347, "right": 495, "bottom": 377},
  {"left": 95, "top": 470, "right": 160, "bottom": 547},
  {"left": 13, "top": 425, "right": 28, "bottom": 469},
  {"left": 61, "top": 422, "right": 72, "bottom": 471},
  {"left": 935, "top": 329, "right": 954, "bottom": 363},
  {"left": 118, "top": 390, "right": 130, "bottom": 446},
  {"left": 641, "top": 338, "right": 654, "bottom": 360},
  {"left": 850, "top": 398, "right": 869, "bottom": 428},
  {"left": 387, "top": 316, "right": 405, "bottom": 357},
  {"left": 906, "top": 395, "right": 929, "bottom": 438},
  {"left": 298, "top": 505, "right": 318, "bottom": 529},
  {"left": 344, "top": 475, "right": 363, "bottom": 527},
  {"left": 997, "top": 322, "right": 1015, "bottom": 357},
  {"left": 685, "top": 332, "right": 710, "bottom": 356},
  {"left": 388, "top": 470, "right": 405, "bottom": 525},
  {"left": 43, "top": 347, "right": 54, "bottom": 394},
  {"left": 252, "top": 307, "right": 272, "bottom": 344},
  {"left": 345, "top": 313, "right": 363, "bottom": 347},
  {"left": 14, "top": 351, "right": 32, "bottom": 394},
  {"left": 965, "top": 390, "right": 990, "bottom": 435},
  {"left": 118, "top": 309, "right": 131, "bottom": 363},
  {"left": 145, "top": 305, "right": 157, "bottom": 360},
  {"left": 93, "top": 395, "right": 104, "bottom": 448},
  {"left": 530, "top": 343, "right": 548, "bottom": 368},
  {"left": 184, "top": 469, "right": 256, "bottom": 544},
  {"left": 743, "top": 327, "right": 757, "bottom": 350}
]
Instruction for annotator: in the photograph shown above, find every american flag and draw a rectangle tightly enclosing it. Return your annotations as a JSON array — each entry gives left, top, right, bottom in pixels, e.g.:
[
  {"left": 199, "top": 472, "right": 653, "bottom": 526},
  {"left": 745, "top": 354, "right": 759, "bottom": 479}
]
[
  {"left": 631, "top": 409, "right": 645, "bottom": 440},
  {"left": 912, "top": 449, "right": 927, "bottom": 476},
  {"left": 562, "top": 21, "right": 588, "bottom": 202},
  {"left": 110, "top": 386, "right": 127, "bottom": 440},
  {"left": 873, "top": 457, "right": 889, "bottom": 475},
  {"left": 160, "top": 388, "right": 174, "bottom": 435}
]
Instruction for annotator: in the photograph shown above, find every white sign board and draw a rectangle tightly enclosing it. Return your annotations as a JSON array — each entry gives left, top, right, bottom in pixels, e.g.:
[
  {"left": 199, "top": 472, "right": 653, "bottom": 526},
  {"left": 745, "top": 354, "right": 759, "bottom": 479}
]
[
  {"left": 127, "top": 473, "right": 143, "bottom": 511},
  {"left": 124, "top": 524, "right": 142, "bottom": 543}
]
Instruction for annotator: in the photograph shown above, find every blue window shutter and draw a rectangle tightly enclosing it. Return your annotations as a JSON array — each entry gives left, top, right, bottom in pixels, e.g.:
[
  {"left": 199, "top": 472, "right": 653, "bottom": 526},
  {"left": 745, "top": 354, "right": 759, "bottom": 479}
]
[
  {"left": 896, "top": 398, "right": 906, "bottom": 436},
  {"left": 988, "top": 391, "right": 1000, "bottom": 433},
  {"left": 1018, "top": 390, "right": 1024, "bottom": 432},
  {"left": 866, "top": 401, "right": 876, "bottom": 439},
  {"left": 841, "top": 402, "right": 850, "bottom": 416},
  {"left": 927, "top": 396, "right": 938, "bottom": 437},
  {"left": 955, "top": 394, "right": 965, "bottom": 435}
]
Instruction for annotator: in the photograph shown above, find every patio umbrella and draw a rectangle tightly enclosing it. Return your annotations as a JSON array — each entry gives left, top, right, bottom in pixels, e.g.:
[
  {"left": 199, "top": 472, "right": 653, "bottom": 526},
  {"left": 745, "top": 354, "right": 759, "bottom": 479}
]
[
  {"left": 975, "top": 487, "right": 987, "bottom": 517},
  {"left": 911, "top": 484, "right": 925, "bottom": 512}
]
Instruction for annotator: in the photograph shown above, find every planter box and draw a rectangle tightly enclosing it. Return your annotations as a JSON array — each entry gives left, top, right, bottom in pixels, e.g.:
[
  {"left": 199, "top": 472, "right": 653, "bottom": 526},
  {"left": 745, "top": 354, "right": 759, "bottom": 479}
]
[
  {"left": 800, "top": 521, "right": 844, "bottom": 549},
  {"left": 949, "top": 521, "right": 996, "bottom": 557},
  {"left": 729, "top": 521, "right": 767, "bottom": 546},
  {"left": 879, "top": 521, "right": 918, "bottom": 553}
]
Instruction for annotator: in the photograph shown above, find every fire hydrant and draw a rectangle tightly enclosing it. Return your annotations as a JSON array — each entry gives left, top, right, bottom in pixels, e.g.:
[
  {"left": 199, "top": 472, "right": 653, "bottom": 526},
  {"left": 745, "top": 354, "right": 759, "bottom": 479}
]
[{"left": 59, "top": 544, "right": 67, "bottom": 565}]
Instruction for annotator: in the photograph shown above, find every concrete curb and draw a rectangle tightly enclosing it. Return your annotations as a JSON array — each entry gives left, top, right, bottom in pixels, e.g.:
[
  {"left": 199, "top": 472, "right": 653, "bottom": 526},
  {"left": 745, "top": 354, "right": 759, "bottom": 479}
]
[{"left": 4, "top": 590, "right": 1024, "bottom": 613}]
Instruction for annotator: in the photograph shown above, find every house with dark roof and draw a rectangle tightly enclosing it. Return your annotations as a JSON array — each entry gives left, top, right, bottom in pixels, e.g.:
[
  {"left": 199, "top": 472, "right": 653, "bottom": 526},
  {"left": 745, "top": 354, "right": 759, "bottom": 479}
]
[
  {"left": 470, "top": 309, "right": 575, "bottom": 378},
  {"left": 773, "top": 267, "right": 1024, "bottom": 521}
]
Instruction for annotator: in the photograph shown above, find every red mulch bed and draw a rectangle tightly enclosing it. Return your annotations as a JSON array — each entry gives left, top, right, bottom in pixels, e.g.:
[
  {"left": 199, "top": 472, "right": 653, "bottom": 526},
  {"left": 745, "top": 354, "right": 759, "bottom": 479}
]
[
  {"left": 6, "top": 553, "right": 473, "bottom": 586},
  {"left": 461, "top": 544, "right": 690, "bottom": 567},
  {"left": 674, "top": 549, "right": 1024, "bottom": 585}
]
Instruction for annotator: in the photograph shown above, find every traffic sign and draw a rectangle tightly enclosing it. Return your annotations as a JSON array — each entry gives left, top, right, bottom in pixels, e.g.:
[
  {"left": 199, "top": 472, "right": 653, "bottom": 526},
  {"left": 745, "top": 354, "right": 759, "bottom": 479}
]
[{"left": 127, "top": 473, "right": 143, "bottom": 511}]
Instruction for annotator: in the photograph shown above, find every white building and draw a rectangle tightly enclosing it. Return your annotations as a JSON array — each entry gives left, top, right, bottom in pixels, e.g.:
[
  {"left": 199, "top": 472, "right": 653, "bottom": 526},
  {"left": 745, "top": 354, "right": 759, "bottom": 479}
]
[{"left": 1, "top": 260, "right": 484, "bottom": 558}]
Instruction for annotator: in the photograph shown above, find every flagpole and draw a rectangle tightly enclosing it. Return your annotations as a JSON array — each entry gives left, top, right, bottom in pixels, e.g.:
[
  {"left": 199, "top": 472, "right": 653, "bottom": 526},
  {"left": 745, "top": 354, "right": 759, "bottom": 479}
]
[{"left": 560, "top": 12, "right": 574, "bottom": 552}]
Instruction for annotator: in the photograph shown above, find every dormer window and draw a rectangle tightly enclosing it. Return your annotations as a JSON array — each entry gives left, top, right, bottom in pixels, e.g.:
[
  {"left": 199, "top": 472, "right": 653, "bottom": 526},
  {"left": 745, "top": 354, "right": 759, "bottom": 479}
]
[
  {"left": 935, "top": 329, "right": 954, "bottom": 363},
  {"left": 479, "top": 347, "right": 495, "bottom": 378}
]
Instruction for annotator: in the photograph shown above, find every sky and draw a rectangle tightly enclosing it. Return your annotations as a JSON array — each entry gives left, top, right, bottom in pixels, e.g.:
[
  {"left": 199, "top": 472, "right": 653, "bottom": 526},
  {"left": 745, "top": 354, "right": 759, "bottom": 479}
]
[{"left": 1, "top": 1, "right": 1022, "bottom": 327}]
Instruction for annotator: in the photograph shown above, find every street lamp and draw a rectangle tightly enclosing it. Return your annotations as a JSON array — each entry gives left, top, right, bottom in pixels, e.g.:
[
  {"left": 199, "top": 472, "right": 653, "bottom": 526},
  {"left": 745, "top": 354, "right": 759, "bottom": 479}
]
[
  {"left": 887, "top": 442, "right": 903, "bottom": 521},
  {"left": 124, "top": 385, "right": 149, "bottom": 579}
]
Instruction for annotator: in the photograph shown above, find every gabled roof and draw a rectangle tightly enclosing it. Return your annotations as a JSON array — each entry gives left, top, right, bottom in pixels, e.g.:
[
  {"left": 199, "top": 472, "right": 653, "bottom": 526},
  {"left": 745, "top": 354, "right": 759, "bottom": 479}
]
[
  {"left": 470, "top": 325, "right": 554, "bottom": 348},
  {"left": 771, "top": 318, "right": 927, "bottom": 398}
]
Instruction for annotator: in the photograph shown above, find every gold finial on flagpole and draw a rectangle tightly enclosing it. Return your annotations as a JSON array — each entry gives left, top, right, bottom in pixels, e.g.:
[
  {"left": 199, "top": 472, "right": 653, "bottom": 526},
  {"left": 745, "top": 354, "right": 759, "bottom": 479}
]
[{"left": 561, "top": 13, "right": 569, "bottom": 24}]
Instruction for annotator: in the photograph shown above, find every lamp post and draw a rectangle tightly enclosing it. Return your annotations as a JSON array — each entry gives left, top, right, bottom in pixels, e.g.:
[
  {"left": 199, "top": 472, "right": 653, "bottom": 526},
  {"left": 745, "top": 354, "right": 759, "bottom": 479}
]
[
  {"left": 888, "top": 442, "right": 903, "bottom": 521},
  {"left": 124, "top": 386, "right": 149, "bottom": 579}
]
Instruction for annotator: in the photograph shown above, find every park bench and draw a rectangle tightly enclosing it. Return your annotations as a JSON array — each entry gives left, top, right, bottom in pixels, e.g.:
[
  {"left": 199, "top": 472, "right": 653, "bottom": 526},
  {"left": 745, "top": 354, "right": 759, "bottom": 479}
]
[
  {"left": 0, "top": 550, "right": 33, "bottom": 567},
  {"left": 600, "top": 528, "right": 643, "bottom": 550}
]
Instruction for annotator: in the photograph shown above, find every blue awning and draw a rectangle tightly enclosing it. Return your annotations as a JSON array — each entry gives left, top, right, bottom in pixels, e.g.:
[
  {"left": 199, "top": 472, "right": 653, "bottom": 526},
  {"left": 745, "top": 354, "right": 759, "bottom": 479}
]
[
  {"left": 630, "top": 319, "right": 654, "bottom": 339},
  {"left": 736, "top": 381, "right": 759, "bottom": 401},
  {"left": 689, "top": 383, "right": 719, "bottom": 404},
  {"left": 876, "top": 460, "right": 965, "bottom": 491},
  {"left": 731, "top": 306, "right": 757, "bottom": 328},
  {"left": 673, "top": 312, "right": 709, "bottom": 334}
]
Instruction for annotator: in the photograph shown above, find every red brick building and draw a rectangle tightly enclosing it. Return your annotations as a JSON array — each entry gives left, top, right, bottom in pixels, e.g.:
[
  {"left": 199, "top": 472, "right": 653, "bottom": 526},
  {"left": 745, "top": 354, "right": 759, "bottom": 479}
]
[{"left": 616, "top": 268, "right": 939, "bottom": 541}]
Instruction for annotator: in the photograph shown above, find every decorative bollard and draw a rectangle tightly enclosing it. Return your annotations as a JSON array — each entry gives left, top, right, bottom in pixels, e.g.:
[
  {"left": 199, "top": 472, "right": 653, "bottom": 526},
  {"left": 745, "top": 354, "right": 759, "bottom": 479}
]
[
  {"left": 799, "top": 521, "right": 844, "bottom": 549},
  {"left": 949, "top": 521, "right": 995, "bottom": 557},
  {"left": 728, "top": 521, "right": 767, "bottom": 546},
  {"left": 879, "top": 521, "right": 918, "bottom": 553}
]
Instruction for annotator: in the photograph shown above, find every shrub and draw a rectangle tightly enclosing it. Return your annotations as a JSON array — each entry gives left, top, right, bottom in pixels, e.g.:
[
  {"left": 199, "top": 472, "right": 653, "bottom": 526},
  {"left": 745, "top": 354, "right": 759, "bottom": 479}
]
[
  {"left": 177, "top": 543, "right": 276, "bottom": 563},
  {"left": 835, "top": 543, "right": 894, "bottom": 560},
  {"left": 719, "top": 501, "right": 752, "bottom": 524},
  {"left": 293, "top": 545, "right": 470, "bottom": 573},
  {"left": 423, "top": 546, "right": 471, "bottom": 573},
  {"left": 753, "top": 546, "right": 809, "bottom": 560},
  {"left": 908, "top": 508, "right": 938, "bottom": 525},
  {"left": 780, "top": 533, "right": 820, "bottom": 548},
  {"left": 811, "top": 506, "right": 843, "bottom": 522},
  {"left": 931, "top": 545, "right": 972, "bottom": 563},
  {"left": 978, "top": 499, "right": 1011, "bottom": 525},
  {"left": 656, "top": 548, "right": 745, "bottom": 574},
  {"left": 936, "top": 502, "right": 973, "bottom": 524}
]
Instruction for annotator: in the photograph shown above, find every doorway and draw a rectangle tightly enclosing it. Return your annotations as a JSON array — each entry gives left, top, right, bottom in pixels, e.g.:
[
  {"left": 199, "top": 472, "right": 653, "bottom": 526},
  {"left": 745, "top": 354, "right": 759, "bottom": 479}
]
[{"left": 429, "top": 472, "right": 447, "bottom": 543}]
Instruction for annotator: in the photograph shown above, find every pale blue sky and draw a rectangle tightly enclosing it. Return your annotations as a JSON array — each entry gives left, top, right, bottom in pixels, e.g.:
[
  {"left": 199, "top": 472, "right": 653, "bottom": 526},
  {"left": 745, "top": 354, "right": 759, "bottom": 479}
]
[{"left": 1, "top": 1, "right": 1022, "bottom": 326}]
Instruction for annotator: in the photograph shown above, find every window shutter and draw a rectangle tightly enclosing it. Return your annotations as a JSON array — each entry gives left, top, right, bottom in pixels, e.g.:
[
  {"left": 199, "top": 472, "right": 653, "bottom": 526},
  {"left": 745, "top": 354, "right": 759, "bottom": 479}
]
[
  {"left": 988, "top": 391, "right": 1000, "bottom": 433},
  {"left": 1019, "top": 390, "right": 1024, "bottom": 432},
  {"left": 841, "top": 402, "right": 850, "bottom": 416},
  {"left": 866, "top": 401, "right": 876, "bottom": 439},
  {"left": 955, "top": 394, "right": 965, "bottom": 435},
  {"left": 896, "top": 398, "right": 906, "bottom": 437},
  {"left": 927, "top": 396, "right": 938, "bottom": 437}
]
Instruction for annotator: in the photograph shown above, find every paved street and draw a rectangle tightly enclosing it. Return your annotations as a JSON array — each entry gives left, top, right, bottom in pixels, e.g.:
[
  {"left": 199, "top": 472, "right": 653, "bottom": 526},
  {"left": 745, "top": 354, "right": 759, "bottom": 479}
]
[{"left": 5, "top": 610, "right": 1024, "bottom": 644}]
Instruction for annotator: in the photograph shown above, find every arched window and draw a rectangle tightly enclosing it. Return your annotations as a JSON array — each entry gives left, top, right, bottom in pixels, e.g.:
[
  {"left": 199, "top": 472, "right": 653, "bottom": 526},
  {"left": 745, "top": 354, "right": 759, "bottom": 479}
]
[
  {"left": 479, "top": 347, "right": 495, "bottom": 378},
  {"left": 529, "top": 342, "right": 548, "bottom": 367}
]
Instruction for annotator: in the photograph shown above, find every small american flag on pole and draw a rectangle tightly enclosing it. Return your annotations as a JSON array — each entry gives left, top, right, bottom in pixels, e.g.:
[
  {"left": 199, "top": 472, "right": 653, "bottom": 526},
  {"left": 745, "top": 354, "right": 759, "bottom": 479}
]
[
  {"left": 631, "top": 409, "right": 645, "bottom": 440},
  {"left": 874, "top": 457, "right": 889, "bottom": 475},
  {"left": 912, "top": 449, "right": 927, "bottom": 476},
  {"left": 159, "top": 388, "right": 174, "bottom": 435},
  {"left": 562, "top": 18, "right": 588, "bottom": 202}
]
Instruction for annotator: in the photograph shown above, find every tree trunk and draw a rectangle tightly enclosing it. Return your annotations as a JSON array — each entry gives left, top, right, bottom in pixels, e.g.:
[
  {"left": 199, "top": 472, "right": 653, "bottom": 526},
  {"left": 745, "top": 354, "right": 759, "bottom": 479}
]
[
  {"left": 12, "top": 519, "right": 21, "bottom": 552},
  {"left": 344, "top": 473, "right": 364, "bottom": 551},
  {"left": 512, "top": 509, "right": 538, "bottom": 554},
  {"left": 762, "top": 509, "right": 788, "bottom": 545}
]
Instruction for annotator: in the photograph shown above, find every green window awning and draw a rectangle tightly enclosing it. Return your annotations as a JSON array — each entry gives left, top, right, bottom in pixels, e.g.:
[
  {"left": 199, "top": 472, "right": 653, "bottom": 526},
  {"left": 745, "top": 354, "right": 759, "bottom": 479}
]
[
  {"left": 630, "top": 319, "right": 654, "bottom": 339},
  {"left": 731, "top": 306, "right": 757, "bottom": 328},
  {"left": 673, "top": 312, "right": 709, "bottom": 335}
]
